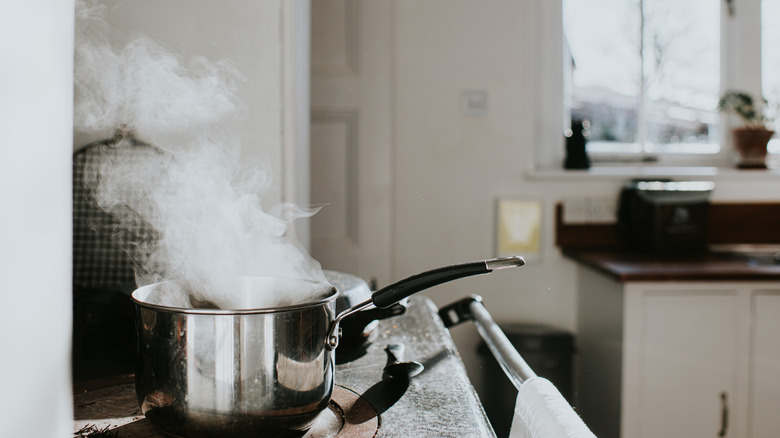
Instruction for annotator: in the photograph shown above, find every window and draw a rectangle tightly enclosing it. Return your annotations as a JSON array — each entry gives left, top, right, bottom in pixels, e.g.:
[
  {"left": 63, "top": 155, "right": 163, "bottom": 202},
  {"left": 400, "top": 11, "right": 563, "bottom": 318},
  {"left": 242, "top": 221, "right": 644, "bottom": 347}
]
[{"left": 560, "top": 0, "right": 775, "bottom": 164}]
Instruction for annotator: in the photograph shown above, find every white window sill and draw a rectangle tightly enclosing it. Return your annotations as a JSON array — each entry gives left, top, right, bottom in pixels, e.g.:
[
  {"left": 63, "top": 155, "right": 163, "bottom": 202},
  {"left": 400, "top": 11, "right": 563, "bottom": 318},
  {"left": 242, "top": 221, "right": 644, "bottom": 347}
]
[{"left": 527, "top": 165, "right": 780, "bottom": 181}]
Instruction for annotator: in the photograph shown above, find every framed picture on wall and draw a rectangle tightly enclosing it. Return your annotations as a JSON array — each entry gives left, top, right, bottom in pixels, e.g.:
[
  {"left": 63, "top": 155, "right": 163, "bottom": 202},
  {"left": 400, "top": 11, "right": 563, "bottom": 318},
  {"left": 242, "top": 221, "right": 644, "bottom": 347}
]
[{"left": 495, "top": 199, "right": 542, "bottom": 262}]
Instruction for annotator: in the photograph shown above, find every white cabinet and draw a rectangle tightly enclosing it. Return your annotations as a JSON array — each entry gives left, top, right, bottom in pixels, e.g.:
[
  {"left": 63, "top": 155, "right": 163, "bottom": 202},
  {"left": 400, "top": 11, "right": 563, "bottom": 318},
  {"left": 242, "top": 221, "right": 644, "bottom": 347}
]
[
  {"left": 574, "top": 266, "right": 780, "bottom": 438},
  {"left": 635, "top": 293, "right": 738, "bottom": 436},
  {"left": 625, "top": 290, "right": 741, "bottom": 438},
  {"left": 750, "top": 293, "right": 780, "bottom": 437}
]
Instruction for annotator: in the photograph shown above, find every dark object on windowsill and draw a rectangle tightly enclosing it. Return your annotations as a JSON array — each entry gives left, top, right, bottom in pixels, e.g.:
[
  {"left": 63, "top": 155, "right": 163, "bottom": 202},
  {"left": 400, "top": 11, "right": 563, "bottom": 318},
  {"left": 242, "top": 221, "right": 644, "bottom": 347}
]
[{"left": 564, "top": 119, "right": 591, "bottom": 170}]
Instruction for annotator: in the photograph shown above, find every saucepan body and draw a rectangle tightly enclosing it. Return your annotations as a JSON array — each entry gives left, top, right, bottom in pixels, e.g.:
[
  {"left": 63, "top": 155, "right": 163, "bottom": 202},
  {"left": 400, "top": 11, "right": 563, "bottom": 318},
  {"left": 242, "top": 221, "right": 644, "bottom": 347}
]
[{"left": 132, "top": 277, "right": 337, "bottom": 437}]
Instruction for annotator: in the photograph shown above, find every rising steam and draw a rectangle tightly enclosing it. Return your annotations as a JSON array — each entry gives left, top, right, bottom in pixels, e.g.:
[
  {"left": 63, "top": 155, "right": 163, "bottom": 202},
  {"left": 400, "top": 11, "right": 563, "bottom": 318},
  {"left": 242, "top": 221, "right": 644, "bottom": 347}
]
[
  {"left": 74, "top": 0, "right": 328, "bottom": 308},
  {"left": 74, "top": 0, "right": 242, "bottom": 148}
]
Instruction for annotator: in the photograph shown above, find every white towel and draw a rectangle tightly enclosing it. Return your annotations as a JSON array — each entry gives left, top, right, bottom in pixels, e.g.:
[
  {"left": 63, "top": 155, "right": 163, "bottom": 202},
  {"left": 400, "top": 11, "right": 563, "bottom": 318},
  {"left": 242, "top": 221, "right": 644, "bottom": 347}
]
[{"left": 509, "top": 377, "right": 596, "bottom": 438}]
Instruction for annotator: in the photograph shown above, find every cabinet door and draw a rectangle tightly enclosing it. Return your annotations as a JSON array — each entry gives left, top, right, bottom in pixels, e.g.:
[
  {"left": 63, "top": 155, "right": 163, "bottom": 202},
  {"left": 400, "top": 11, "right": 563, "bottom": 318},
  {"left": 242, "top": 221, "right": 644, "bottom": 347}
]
[
  {"left": 637, "top": 292, "right": 738, "bottom": 437},
  {"left": 750, "top": 291, "right": 780, "bottom": 437}
]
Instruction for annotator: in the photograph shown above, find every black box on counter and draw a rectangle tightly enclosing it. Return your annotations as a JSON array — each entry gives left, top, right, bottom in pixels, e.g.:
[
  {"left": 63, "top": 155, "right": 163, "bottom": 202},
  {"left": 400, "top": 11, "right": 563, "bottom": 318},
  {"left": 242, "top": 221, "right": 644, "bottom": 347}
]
[{"left": 617, "top": 180, "right": 715, "bottom": 254}]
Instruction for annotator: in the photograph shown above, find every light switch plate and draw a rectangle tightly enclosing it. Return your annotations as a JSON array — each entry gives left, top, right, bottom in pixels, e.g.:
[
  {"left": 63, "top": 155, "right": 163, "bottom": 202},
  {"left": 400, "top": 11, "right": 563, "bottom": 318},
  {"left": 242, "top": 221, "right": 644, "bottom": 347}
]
[{"left": 462, "top": 90, "right": 488, "bottom": 117}]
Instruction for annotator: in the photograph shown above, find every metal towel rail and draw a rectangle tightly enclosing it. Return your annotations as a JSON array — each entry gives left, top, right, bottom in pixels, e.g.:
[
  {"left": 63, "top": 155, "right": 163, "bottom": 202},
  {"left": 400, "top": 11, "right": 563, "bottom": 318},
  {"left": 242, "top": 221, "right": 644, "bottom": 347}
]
[{"left": 439, "top": 295, "right": 537, "bottom": 389}]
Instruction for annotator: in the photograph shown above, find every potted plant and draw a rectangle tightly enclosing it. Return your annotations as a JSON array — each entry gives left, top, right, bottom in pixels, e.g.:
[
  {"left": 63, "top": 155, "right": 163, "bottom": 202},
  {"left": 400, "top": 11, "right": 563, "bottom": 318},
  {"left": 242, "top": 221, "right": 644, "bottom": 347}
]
[{"left": 718, "top": 90, "right": 775, "bottom": 168}]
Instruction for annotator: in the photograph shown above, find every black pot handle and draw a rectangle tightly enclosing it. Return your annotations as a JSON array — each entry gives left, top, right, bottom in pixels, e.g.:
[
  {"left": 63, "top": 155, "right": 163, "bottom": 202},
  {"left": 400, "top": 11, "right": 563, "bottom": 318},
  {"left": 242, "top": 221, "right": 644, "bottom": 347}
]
[
  {"left": 372, "top": 257, "right": 521, "bottom": 308},
  {"left": 325, "top": 256, "right": 524, "bottom": 349}
]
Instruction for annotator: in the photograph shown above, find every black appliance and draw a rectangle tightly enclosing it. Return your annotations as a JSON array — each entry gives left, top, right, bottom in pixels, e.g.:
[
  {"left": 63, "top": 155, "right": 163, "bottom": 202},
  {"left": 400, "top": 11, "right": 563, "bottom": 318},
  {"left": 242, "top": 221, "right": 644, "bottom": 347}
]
[{"left": 618, "top": 180, "right": 715, "bottom": 254}]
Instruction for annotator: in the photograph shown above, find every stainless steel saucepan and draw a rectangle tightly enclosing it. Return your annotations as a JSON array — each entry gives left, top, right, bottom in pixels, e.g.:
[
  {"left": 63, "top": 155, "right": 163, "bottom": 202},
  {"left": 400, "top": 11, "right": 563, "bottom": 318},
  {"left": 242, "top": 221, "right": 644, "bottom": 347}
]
[{"left": 131, "top": 256, "right": 524, "bottom": 437}]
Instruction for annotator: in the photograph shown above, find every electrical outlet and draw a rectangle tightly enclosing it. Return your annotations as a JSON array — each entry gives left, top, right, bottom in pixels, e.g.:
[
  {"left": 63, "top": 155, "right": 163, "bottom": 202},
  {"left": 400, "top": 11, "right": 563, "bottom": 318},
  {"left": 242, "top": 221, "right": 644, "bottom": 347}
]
[
  {"left": 589, "top": 198, "right": 617, "bottom": 223},
  {"left": 562, "top": 199, "right": 590, "bottom": 224},
  {"left": 562, "top": 198, "right": 617, "bottom": 224}
]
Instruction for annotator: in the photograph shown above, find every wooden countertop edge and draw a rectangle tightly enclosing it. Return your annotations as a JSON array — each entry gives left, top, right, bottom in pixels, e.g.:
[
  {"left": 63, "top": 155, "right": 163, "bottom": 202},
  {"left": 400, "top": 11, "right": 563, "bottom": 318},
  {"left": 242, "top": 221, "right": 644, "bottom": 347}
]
[{"left": 562, "top": 248, "right": 780, "bottom": 283}]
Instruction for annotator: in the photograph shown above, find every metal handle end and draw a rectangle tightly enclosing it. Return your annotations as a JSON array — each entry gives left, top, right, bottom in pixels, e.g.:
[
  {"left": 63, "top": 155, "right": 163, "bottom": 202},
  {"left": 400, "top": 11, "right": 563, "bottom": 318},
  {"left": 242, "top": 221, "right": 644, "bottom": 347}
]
[{"left": 485, "top": 256, "right": 526, "bottom": 271}]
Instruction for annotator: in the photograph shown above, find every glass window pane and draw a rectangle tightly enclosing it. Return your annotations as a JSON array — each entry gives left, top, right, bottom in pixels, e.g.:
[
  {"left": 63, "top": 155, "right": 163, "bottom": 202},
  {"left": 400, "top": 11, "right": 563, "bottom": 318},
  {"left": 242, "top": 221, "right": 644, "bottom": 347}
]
[
  {"left": 564, "top": 0, "right": 641, "bottom": 146},
  {"left": 642, "top": 0, "right": 720, "bottom": 152},
  {"left": 563, "top": 0, "right": 720, "bottom": 155}
]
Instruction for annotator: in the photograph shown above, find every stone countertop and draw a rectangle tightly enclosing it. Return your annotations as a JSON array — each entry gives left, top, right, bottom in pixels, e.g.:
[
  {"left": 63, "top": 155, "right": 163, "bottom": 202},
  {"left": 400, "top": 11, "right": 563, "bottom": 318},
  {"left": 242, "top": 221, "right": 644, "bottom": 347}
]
[{"left": 562, "top": 248, "right": 780, "bottom": 282}]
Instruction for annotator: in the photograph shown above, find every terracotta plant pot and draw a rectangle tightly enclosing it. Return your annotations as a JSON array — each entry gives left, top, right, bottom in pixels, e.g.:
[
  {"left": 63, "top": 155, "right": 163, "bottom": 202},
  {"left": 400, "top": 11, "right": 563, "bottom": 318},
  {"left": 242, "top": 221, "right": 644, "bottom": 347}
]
[{"left": 731, "top": 128, "right": 774, "bottom": 169}]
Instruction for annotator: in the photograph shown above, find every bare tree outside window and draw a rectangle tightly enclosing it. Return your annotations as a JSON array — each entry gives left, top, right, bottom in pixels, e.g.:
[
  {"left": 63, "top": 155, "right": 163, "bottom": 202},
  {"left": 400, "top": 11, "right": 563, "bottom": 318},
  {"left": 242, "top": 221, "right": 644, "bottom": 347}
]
[{"left": 563, "top": 0, "right": 720, "bottom": 158}]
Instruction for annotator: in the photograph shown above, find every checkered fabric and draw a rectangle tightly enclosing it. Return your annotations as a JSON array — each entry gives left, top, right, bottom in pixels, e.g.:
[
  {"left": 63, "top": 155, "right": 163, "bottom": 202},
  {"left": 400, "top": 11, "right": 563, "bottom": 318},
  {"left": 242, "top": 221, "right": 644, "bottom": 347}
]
[{"left": 72, "top": 136, "right": 158, "bottom": 292}]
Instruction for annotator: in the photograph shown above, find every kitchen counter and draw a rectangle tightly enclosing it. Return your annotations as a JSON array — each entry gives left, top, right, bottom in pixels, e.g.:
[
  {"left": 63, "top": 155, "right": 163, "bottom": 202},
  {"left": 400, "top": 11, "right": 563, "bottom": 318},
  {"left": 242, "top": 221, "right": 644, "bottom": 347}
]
[
  {"left": 568, "top": 248, "right": 780, "bottom": 437},
  {"left": 562, "top": 248, "right": 780, "bottom": 282}
]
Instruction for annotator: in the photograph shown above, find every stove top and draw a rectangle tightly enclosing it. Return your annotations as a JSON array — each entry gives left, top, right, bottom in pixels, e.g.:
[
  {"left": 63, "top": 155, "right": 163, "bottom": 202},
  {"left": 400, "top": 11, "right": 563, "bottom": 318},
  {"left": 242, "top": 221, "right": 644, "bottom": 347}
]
[{"left": 73, "top": 296, "right": 495, "bottom": 437}]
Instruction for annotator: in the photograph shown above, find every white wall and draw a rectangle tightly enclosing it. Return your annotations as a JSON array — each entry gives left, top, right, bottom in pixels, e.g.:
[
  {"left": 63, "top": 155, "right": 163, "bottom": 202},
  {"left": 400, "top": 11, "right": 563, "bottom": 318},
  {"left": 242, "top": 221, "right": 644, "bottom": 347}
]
[
  {"left": 393, "top": 0, "right": 577, "bottom": 332},
  {"left": 391, "top": 0, "right": 579, "bottom": 388},
  {"left": 390, "top": 0, "right": 780, "bottom": 390},
  {"left": 0, "top": 1, "right": 74, "bottom": 436},
  {"left": 90, "top": 0, "right": 309, "bottom": 211}
]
